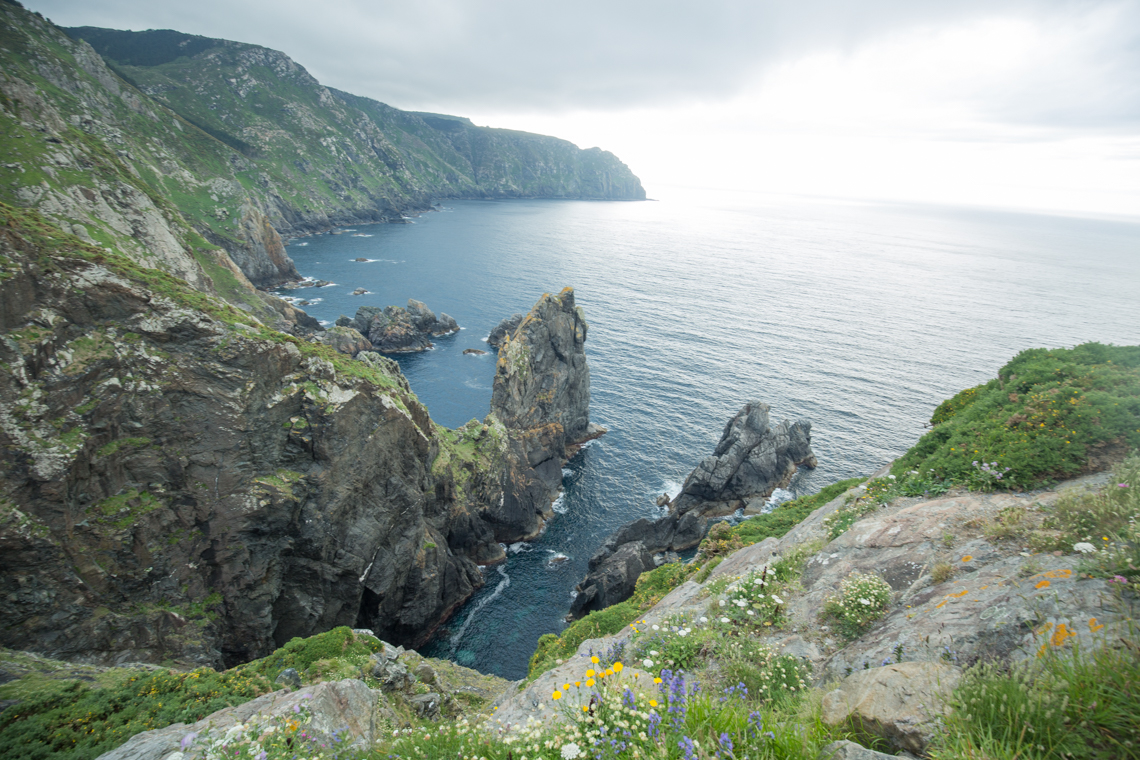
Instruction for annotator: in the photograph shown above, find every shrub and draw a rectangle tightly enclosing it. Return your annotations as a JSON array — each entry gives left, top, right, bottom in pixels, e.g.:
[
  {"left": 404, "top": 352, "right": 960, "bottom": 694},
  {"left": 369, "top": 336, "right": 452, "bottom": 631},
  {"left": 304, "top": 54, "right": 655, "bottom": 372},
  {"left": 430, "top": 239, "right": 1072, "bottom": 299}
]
[
  {"left": 823, "top": 572, "right": 893, "bottom": 640},
  {"left": 894, "top": 343, "right": 1140, "bottom": 490},
  {"left": 713, "top": 568, "right": 790, "bottom": 631},
  {"left": 931, "top": 561, "right": 955, "bottom": 584},
  {"left": 716, "top": 638, "right": 811, "bottom": 705}
]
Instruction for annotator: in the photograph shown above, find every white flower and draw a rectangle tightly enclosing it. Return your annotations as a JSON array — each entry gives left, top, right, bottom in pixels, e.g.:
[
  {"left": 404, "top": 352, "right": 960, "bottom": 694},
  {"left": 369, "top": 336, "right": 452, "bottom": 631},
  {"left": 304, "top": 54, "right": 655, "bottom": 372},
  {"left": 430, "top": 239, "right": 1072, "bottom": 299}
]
[
  {"left": 720, "top": 617, "right": 730, "bottom": 624},
  {"left": 719, "top": 600, "right": 726, "bottom": 607},
  {"left": 678, "top": 629, "right": 688, "bottom": 637},
  {"left": 562, "top": 742, "right": 582, "bottom": 759},
  {"left": 650, "top": 650, "right": 659, "bottom": 656},
  {"left": 746, "top": 610, "right": 754, "bottom": 616},
  {"left": 888, "top": 474, "right": 896, "bottom": 480},
  {"left": 771, "top": 595, "right": 783, "bottom": 605},
  {"left": 859, "top": 598, "right": 871, "bottom": 606},
  {"left": 699, "top": 617, "right": 708, "bottom": 623},
  {"left": 735, "top": 599, "right": 747, "bottom": 608},
  {"left": 643, "top": 658, "right": 654, "bottom": 668},
  {"left": 1073, "top": 542, "right": 1096, "bottom": 554},
  {"left": 652, "top": 624, "right": 660, "bottom": 630}
]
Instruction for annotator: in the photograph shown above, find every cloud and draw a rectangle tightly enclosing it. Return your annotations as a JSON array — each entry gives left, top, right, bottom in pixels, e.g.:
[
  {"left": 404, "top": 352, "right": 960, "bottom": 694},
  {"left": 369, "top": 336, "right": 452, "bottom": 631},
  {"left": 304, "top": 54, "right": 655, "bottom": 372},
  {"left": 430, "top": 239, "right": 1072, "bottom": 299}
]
[{"left": 32, "top": 0, "right": 1135, "bottom": 128}]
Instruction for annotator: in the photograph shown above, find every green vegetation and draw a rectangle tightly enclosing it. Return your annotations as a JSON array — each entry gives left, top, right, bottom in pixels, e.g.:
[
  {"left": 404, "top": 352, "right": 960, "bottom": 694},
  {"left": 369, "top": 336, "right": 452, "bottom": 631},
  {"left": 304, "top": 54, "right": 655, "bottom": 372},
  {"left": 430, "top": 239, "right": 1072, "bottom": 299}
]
[
  {"left": 90, "top": 489, "right": 162, "bottom": 529},
  {"left": 822, "top": 572, "right": 893, "bottom": 640},
  {"left": 95, "top": 437, "right": 150, "bottom": 458},
  {"left": 0, "top": 664, "right": 270, "bottom": 760},
  {"left": 234, "top": 626, "right": 383, "bottom": 686},
  {"left": 894, "top": 343, "right": 1140, "bottom": 490},
  {"left": 929, "top": 635, "right": 1140, "bottom": 759},
  {"left": 731, "top": 478, "right": 867, "bottom": 546}
]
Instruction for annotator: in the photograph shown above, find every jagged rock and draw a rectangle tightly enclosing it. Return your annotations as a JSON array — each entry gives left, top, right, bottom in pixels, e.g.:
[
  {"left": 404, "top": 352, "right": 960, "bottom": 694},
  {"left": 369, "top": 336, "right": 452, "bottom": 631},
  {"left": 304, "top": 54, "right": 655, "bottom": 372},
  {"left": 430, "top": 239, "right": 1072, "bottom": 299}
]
[
  {"left": 319, "top": 325, "right": 372, "bottom": 356},
  {"left": 96, "top": 679, "right": 378, "bottom": 760},
  {"left": 463, "top": 348, "right": 487, "bottom": 355},
  {"left": 274, "top": 667, "right": 301, "bottom": 690},
  {"left": 821, "top": 662, "right": 959, "bottom": 754},
  {"left": 346, "top": 300, "right": 458, "bottom": 353},
  {"left": 354, "top": 257, "right": 368, "bottom": 262},
  {"left": 352, "top": 287, "right": 368, "bottom": 295},
  {"left": 569, "top": 402, "right": 813, "bottom": 617},
  {"left": 487, "top": 313, "right": 523, "bottom": 349},
  {"left": 673, "top": 401, "right": 816, "bottom": 514},
  {"left": 818, "top": 740, "right": 904, "bottom": 760},
  {"left": 410, "top": 692, "right": 442, "bottom": 719},
  {"left": 489, "top": 288, "right": 594, "bottom": 540}
]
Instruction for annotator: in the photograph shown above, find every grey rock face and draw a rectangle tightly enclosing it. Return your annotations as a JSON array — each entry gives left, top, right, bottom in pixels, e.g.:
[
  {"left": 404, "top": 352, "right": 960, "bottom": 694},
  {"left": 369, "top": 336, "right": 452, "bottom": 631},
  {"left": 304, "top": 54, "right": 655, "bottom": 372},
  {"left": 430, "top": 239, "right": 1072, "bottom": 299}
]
[
  {"left": 410, "top": 692, "right": 442, "bottom": 719},
  {"left": 319, "top": 325, "right": 372, "bottom": 355},
  {"left": 342, "top": 299, "right": 458, "bottom": 353},
  {"left": 570, "top": 402, "right": 814, "bottom": 617},
  {"left": 818, "top": 740, "right": 901, "bottom": 760}
]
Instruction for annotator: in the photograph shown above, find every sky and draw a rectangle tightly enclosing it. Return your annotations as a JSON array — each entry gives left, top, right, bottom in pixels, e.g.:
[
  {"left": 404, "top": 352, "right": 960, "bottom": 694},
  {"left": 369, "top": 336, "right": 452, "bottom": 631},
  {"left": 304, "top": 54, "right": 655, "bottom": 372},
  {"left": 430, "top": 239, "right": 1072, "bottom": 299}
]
[{"left": 29, "top": 0, "right": 1140, "bottom": 217}]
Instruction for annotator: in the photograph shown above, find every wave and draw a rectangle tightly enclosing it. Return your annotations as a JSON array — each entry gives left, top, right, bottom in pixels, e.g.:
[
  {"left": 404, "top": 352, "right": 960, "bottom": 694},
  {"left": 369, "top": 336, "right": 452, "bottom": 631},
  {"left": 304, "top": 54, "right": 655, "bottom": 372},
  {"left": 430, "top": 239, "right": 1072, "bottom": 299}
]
[
  {"left": 562, "top": 468, "right": 573, "bottom": 479},
  {"left": 318, "top": 319, "right": 333, "bottom": 326},
  {"left": 352, "top": 234, "right": 372, "bottom": 237},
  {"left": 551, "top": 492, "right": 567, "bottom": 514},
  {"left": 507, "top": 541, "right": 532, "bottom": 554},
  {"left": 448, "top": 565, "right": 510, "bottom": 652}
]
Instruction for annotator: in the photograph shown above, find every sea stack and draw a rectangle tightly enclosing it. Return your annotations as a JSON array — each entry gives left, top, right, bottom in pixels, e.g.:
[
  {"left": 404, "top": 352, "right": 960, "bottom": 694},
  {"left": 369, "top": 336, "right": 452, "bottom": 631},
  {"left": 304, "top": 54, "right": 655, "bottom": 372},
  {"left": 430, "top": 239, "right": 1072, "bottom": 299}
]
[{"left": 568, "top": 402, "right": 815, "bottom": 617}]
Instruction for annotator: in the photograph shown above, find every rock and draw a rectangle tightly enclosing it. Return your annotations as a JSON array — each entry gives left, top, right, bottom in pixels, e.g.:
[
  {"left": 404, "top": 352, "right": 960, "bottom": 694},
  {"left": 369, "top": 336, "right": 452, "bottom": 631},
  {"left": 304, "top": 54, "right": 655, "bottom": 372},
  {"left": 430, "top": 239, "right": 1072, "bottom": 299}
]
[
  {"left": 490, "top": 288, "right": 592, "bottom": 539},
  {"left": 370, "top": 653, "right": 412, "bottom": 692},
  {"left": 346, "top": 300, "right": 458, "bottom": 353},
  {"left": 821, "top": 662, "right": 959, "bottom": 754},
  {"left": 487, "top": 313, "right": 524, "bottom": 349},
  {"left": 414, "top": 662, "right": 437, "bottom": 685},
  {"left": 568, "top": 402, "right": 814, "bottom": 616},
  {"left": 410, "top": 692, "right": 442, "bottom": 719},
  {"left": 96, "top": 679, "right": 378, "bottom": 760},
  {"left": 354, "top": 257, "right": 368, "bottom": 262},
  {"left": 656, "top": 493, "right": 670, "bottom": 507},
  {"left": 319, "top": 325, "right": 372, "bottom": 356},
  {"left": 817, "top": 740, "right": 902, "bottom": 760},
  {"left": 463, "top": 348, "right": 487, "bottom": 356},
  {"left": 673, "top": 401, "right": 816, "bottom": 514},
  {"left": 352, "top": 287, "right": 368, "bottom": 295},
  {"left": 274, "top": 668, "right": 301, "bottom": 690}
]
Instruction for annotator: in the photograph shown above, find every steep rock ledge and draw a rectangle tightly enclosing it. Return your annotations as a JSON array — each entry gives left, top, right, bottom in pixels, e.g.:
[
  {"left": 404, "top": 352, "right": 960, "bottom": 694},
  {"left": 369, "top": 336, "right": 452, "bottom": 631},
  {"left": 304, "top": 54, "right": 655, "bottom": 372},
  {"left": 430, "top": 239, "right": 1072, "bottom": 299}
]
[
  {"left": 0, "top": 210, "right": 587, "bottom": 668},
  {"left": 569, "top": 401, "right": 814, "bottom": 616}
]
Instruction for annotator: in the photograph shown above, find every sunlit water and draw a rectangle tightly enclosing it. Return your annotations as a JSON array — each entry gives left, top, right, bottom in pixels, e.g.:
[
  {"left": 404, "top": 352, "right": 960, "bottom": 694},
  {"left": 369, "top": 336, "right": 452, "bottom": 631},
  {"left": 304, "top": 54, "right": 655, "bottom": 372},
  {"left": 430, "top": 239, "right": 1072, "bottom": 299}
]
[{"left": 277, "top": 187, "right": 1140, "bottom": 679}]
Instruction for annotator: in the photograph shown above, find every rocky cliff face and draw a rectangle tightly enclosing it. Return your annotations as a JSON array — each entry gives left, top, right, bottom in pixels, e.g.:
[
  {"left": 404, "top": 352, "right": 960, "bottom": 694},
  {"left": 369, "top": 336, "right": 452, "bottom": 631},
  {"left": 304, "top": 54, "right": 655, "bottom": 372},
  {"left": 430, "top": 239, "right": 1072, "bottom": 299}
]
[
  {"left": 488, "top": 288, "right": 601, "bottom": 540},
  {"left": 0, "top": 206, "right": 590, "bottom": 668},
  {"left": 569, "top": 402, "right": 815, "bottom": 616}
]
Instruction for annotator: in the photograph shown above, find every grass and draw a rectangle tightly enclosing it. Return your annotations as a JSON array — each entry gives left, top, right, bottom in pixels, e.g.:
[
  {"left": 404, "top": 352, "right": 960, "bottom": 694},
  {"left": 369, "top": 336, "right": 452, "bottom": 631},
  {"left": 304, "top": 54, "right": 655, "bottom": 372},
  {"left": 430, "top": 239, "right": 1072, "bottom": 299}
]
[{"left": 893, "top": 343, "right": 1140, "bottom": 491}]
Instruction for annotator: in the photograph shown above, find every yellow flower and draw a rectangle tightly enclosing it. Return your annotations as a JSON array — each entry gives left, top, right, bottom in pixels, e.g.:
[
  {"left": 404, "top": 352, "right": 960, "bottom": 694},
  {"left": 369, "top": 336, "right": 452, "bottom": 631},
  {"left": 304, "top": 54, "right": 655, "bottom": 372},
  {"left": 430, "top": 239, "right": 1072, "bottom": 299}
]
[
  {"left": 582, "top": 706, "right": 589, "bottom": 712},
  {"left": 586, "top": 678, "right": 594, "bottom": 686},
  {"left": 653, "top": 677, "right": 662, "bottom": 684},
  {"left": 605, "top": 669, "right": 614, "bottom": 676},
  {"left": 649, "top": 699, "right": 658, "bottom": 707},
  {"left": 552, "top": 690, "right": 562, "bottom": 700},
  {"left": 586, "top": 669, "right": 595, "bottom": 677},
  {"left": 591, "top": 656, "right": 600, "bottom": 664},
  {"left": 575, "top": 681, "right": 581, "bottom": 687},
  {"left": 613, "top": 662, "right": 623, "bottom": 673}
]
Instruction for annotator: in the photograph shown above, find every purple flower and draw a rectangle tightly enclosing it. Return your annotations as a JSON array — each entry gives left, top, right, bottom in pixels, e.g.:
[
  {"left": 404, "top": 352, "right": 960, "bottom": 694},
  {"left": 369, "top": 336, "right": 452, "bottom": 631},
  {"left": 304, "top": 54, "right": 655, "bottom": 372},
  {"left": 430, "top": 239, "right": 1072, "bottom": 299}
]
[
  {"left": 719, "top": 732, "right": 733, "bottom": 752},
  {"left": 678, "top": 736, "right": 697, "bottom": 760},
  {"left": 293, "top": 703, "right": 301, "bottom": 713},
  {"left": 180, "top": 733, "right": 198, "bottom": 751},
  {"left": 1111, "top": 575, "right": 1129, "bottom": 584},
  {"left": 1119, "top": 483, "right": 1130, "bottom": 488}
]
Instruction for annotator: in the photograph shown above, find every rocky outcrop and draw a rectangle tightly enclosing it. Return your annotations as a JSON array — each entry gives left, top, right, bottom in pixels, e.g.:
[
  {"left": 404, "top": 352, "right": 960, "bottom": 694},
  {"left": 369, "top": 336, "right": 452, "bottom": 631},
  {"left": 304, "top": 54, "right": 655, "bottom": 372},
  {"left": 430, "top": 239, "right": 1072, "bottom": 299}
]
[
  {"left": 319, "top": 325, "right": 372, "bottom": 356},
  {"left": 335, "top": 300, "right": 458, "bottom": 354},
  {"left": 489, "top": 288, "right": 600, "bottom": 539},
  {"left": 569, "top": 402, "right": 814, "bottom": 617}
]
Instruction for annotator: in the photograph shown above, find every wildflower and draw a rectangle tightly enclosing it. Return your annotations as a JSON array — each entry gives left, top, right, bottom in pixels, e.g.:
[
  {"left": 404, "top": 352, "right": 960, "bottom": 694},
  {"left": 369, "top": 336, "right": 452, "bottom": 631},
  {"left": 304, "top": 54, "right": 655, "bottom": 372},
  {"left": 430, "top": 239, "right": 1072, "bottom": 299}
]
[
  {"left": 1119, "top": 483, "right": 1129, "bottom": 488},
  {"left": 552, "top": 690, "right": 562, "bottom": 700},
  {"left": 771, "top": 595, "right": 783, "bottom": 605},
  {"left": 586, "top": 679, "right": 594, "bottom": 686},
  {"left": 720, "top": 617, "right": 729, "bottom": 624},
  {"left": 1073, "top": 542, "right": 1096, "bottom": 554},
  {"left": 591, "top": 656, "right": 600, "bottom": 664},
  {"left": 859, "top": 598, "right": 871, "bottom": 606},
  {"left": 1110, "top": 575, "right": 1128, "bottom": 584},
  {"left": 649, "top": 699, "right": 658, "bottom": 707},
  {"left": 180, "top": 733, "right": 198, "bottom": 751},
  {"left": 587, "top": 669, "right": 595, "bottom": 677},
  {"left": 613, "top": 662, "right": 623, "bottom": 672},
  {"left": 561, "top": 742, "right": 582, "bottom": 759},
  {"left": 643, "top": 658, "right": 654, "bottom": 668},
  {"left": 652, "top": 624, "right": 660, "bottom": 630}
]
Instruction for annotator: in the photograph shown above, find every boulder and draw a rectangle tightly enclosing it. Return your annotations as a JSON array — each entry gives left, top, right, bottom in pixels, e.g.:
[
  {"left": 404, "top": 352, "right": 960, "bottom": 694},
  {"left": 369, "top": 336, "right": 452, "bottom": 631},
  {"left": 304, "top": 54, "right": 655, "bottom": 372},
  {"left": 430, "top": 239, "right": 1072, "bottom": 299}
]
[
  {"left": 414, "top": 662, "right": 437, "bottom": 685},
  {"left": 410, "top": 692, "right": 442, "bottom": 719},
  {"left": 569, "top": 540, "right": 656, "bottom": 616},
  {"left": 345, "top": 300, "right": 458, "bottom": 353},
  {"left": 821, "top": 662, "right": 959, "bottom": 754},
  {"left": 370, "top": 653, "right": 413, "bottom": 692}
]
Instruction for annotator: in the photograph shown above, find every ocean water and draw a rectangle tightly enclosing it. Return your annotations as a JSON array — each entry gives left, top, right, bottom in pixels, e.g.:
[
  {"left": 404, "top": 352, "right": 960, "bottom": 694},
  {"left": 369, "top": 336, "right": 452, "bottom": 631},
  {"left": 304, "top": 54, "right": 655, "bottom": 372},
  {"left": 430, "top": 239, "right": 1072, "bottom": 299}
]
[{"left": 277, "top": 187, "right": 1140, "bottom": 679}]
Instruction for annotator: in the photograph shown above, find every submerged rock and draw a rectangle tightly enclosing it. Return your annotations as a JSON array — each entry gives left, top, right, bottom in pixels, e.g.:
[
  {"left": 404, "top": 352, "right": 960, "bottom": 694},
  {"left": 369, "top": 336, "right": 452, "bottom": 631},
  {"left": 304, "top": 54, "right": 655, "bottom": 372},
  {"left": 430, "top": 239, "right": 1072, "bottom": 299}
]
[{"left": 463, "top": 348, "right": 487, "bottom": 356}]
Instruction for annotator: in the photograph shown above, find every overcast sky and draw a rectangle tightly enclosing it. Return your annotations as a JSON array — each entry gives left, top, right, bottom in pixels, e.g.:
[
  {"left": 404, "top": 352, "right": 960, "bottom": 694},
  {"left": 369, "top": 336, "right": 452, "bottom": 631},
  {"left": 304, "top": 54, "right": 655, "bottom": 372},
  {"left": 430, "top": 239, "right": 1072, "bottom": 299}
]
[{"left": 29, "top": 0, "right": 1140, "bottom": 217}]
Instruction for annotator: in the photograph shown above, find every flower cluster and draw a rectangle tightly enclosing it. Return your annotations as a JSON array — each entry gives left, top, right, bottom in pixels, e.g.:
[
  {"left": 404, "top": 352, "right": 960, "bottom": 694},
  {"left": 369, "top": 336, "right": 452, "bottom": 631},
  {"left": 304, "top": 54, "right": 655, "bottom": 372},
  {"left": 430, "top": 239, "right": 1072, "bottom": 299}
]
[
  {"left": 823, "top": 572, "right": 893, "bottom": 639},
  {"left": 714, "top": 567, "right": 788, "bottom": 630}
]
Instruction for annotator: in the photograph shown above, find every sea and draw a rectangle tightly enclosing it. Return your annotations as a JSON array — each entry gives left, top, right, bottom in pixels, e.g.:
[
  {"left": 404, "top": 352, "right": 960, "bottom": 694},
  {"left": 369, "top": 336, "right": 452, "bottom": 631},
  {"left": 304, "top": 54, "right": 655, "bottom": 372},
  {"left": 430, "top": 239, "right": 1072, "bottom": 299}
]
[{"left": 276, "top": 185, "right": 1140, "bottom": 680}]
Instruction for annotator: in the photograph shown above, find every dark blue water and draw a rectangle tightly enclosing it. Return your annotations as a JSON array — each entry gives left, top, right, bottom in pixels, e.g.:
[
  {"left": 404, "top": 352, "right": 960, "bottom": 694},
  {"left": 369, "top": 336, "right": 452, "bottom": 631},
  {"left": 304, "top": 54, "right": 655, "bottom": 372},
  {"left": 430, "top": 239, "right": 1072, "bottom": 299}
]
[{"left": 277, "top": 187, "right": 1140, "bottom": 679}]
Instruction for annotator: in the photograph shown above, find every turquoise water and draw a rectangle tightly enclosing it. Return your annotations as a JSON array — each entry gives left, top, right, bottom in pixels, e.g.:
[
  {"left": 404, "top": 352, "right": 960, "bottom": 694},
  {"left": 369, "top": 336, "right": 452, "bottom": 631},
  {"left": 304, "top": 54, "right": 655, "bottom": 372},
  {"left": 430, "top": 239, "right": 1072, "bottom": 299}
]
[{"left": 277, "top": 188, "right": 1140, "bottom": 679}]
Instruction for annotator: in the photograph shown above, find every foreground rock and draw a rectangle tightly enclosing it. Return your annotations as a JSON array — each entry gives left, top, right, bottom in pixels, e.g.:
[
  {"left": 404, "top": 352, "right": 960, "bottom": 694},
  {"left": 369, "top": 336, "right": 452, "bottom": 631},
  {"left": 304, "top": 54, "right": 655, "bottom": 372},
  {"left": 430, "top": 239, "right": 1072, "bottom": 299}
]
[
  {"left": 569, "top": 401, "right": 814, "bottom": 616},
  {"left": 335, "top": 299, "right": 459, "bottom": 353},
  {"left": 821, "top": 662, "right": 958, "bottom": 754}
]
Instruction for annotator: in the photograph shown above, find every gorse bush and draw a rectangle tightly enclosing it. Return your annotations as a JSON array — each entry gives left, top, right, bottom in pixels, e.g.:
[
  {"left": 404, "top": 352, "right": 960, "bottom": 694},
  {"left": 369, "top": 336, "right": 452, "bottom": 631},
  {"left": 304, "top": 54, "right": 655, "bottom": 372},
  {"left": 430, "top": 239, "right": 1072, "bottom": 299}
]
[{"left": 894, "top": 342, "right": 1140, "bottom": 490}]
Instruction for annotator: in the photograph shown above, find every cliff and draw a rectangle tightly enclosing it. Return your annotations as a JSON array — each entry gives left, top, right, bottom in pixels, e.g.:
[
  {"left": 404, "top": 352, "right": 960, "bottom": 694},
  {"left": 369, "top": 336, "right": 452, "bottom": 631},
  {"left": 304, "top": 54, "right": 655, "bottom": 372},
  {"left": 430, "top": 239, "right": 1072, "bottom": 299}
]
[{"left": 0, "top": 203, "right": 588, "bottom": 667}]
